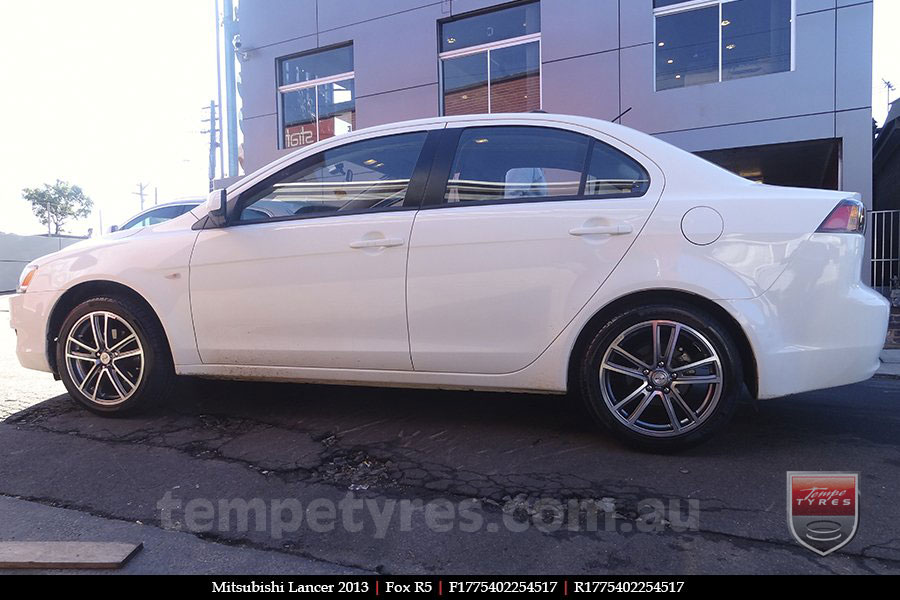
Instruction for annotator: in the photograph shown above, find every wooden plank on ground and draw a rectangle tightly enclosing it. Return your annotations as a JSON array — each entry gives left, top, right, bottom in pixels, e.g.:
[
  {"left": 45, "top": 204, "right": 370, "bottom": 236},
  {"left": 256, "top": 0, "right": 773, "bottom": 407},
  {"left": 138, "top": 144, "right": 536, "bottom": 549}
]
[{"left": 0, "top": 541, "right": 142, "bottom": 569}]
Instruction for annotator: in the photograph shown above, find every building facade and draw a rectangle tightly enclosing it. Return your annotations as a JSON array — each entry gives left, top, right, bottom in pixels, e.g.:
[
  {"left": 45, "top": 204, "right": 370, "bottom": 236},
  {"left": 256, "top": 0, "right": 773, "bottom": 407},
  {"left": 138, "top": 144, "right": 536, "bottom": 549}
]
[{"left": 236, "top": 0, "right": 873, "bottom": 211}]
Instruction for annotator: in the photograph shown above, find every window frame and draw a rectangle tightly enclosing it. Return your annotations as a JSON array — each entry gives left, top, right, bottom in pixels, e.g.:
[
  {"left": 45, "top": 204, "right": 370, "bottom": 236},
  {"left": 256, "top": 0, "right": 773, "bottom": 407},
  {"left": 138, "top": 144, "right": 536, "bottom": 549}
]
[
  {"left": 276, "top": 44, "right": 356, "bottom": 150},
  {"left": 228, "top": 130, "right": 441, "bottom": 228},
  {"left": 652, "top": 0, "right": 796, "bottom": 92},
  {"left": 421, "top": 125, "right": 652, "bottom": 210},
  {"left": 438, "top": 2, "right": 543, "bottom": 116}
]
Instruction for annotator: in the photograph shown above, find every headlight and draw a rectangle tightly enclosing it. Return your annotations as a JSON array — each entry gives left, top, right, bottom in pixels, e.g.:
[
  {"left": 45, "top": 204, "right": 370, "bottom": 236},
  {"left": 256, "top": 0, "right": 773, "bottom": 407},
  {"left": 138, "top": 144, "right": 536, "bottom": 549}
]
[{"left": 17, "top": 266, "right": 38, "bottom": 293}]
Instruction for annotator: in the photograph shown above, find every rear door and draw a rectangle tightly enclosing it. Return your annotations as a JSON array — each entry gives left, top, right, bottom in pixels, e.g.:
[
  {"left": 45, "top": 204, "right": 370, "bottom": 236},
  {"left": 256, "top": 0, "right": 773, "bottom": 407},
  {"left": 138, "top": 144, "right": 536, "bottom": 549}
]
[{"left": 406, "top": 120, "right": 664, "bottom": 374}]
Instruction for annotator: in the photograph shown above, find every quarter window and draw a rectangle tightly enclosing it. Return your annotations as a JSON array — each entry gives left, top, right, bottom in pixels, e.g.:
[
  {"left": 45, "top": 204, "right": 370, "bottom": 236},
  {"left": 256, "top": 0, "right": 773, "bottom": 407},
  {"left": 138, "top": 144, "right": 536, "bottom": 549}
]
[
  {"left": 440, "top": 2, "right": 541, "bottom": 116},
  {"left": 443, "top": 126, "right": 649, "bottom": 205},
  {"left": 654, "top": 0, "right": 793, "bottom": 91},
  {"left": 585, "top": 144, "right": 651, "bottom": 197},
  {"left": 278, "top": 45, "right": 355, "bottom": 149},
  {"left": 238, "top": 132, "right": 428, "bottom": 222}
]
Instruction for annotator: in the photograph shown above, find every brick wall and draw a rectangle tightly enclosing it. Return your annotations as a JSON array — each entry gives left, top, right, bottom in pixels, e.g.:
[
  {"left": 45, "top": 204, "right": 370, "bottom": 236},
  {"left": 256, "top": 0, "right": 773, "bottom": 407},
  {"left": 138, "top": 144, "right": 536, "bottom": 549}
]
[
  {"left": 443, "top": 75, "right": 539, "bottom": 116},
  {"left": 887, "top": 307, "right": 900, "bottom": 349}
]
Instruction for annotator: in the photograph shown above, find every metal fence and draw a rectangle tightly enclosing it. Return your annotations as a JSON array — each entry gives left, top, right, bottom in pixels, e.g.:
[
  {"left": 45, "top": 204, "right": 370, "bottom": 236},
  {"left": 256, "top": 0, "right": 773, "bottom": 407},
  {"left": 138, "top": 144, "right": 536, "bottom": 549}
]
[{"left": 871, "top": 210, "right": 900, "bottom": 298}]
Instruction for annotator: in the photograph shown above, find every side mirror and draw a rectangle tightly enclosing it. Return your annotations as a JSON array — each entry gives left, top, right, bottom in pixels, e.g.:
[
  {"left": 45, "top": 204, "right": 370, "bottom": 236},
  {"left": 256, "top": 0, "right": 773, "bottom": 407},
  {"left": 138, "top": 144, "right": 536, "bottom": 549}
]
[
  {"left": 108, "top": 225, "right": 119, "bottom": 233},
  {"left": 206, "top": 189, "right": 227, "bottom": 225}
]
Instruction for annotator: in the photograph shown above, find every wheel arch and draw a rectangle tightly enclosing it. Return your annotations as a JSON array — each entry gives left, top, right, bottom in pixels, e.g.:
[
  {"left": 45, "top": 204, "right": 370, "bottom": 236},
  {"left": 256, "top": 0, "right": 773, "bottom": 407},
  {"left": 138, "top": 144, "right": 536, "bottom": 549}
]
[
  {"left": 46, "top": 280, "right": 171, "bottom": 376},
  {"left": 566, "top": 288, "right": 758, "bottom": 398}
]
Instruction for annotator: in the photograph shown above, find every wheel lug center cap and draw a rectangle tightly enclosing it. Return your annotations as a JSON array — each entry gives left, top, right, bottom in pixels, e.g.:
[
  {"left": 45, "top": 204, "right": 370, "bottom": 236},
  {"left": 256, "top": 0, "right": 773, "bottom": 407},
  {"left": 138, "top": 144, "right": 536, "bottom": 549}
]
[
  {"left": 649, "top": 369, "right": 670, "bottom": 387},
  {"left": 99, "top": 352, "right": 111, "bottom": 365}
]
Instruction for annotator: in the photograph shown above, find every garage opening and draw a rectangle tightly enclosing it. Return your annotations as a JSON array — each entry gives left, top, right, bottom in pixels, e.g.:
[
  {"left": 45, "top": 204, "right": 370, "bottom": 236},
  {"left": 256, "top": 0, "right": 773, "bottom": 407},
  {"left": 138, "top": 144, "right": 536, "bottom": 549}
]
[{"left": 696, "top": 138, "right": 841, "bottom": 190}]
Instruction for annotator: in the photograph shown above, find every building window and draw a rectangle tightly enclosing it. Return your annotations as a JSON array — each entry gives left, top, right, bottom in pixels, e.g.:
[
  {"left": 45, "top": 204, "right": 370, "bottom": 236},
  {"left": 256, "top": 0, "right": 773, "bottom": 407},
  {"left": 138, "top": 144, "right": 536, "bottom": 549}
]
[
  {"left": 654, "top": 0, "right": 793, "bottom": 91},
  {"left": 278, "top": 45, "right": 355, "bottom": 149},
  {"left": 439, "top": 1, "right": 541, "bottom": 116}
]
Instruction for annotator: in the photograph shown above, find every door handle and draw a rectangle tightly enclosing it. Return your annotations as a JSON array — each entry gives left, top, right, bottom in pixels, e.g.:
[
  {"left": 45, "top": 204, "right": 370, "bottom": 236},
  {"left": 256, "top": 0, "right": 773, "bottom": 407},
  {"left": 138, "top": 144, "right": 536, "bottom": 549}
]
[
  {"left": 569, "top": 223, "right": 634, "bottom": 236},
  {"left": 349, "top": 237, "right": 405, "bottom": 249}
]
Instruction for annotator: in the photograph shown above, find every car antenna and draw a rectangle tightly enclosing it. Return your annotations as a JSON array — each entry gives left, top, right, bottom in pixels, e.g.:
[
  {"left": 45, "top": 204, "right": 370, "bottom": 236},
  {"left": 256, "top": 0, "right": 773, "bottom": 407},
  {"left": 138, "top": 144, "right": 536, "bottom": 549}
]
[{"left": 612, "top": 107, "right": 633, "bottom": 123}]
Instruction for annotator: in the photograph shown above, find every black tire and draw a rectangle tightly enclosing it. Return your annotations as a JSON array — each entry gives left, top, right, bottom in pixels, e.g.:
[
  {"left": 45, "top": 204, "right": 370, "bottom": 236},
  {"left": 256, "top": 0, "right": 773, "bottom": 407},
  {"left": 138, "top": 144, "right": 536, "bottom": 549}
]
[
  {"left": 56, "top": 296, "right": 176, "bottom": 415},
  {"left": 578, "top": 302, "right": 742, "bottom": 451}
]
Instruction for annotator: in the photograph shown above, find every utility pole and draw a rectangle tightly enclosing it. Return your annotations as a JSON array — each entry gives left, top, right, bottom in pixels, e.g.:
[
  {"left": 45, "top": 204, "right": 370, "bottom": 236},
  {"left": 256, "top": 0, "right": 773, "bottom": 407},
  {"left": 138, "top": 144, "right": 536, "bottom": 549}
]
[
  {"left": 223, "top": 0, "right": 239, "bottom": 178},
  {"left": 214, "top": 0, "right": 225, "bottom": 179},
  {"left": 133, "top": 182, "right": 148, "bottom": 211},
  {"left": 884, "top": 79, "right": 896, "bottom": 115},
  {"left": 201, "top": 101, "right": 220, "bottom": 191}
]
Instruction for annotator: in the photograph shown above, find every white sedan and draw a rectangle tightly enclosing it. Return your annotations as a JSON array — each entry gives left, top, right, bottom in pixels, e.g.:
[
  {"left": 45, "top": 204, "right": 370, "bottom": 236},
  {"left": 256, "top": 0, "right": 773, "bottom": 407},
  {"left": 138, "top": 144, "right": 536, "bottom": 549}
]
[{"left": 10, "top": 113, "right": 890, "bottom": 450}]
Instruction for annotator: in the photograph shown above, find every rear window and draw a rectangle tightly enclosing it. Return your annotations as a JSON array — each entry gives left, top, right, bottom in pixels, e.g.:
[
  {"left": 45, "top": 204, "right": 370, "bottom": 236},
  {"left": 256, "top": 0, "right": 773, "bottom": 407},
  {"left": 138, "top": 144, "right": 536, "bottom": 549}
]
[{"left": 443, "top": 126, "right": 649, "bottom": 205}]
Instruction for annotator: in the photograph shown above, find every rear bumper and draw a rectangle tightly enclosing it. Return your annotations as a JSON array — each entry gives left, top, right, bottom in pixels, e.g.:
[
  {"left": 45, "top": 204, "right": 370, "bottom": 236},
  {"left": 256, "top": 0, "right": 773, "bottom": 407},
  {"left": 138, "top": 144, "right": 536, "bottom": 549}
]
[
  {"left": 9, "top": 290, "right": 61, "bottom": 374},
  {"left": 721, "top": 234, "right": 890, "bottom": 399}
]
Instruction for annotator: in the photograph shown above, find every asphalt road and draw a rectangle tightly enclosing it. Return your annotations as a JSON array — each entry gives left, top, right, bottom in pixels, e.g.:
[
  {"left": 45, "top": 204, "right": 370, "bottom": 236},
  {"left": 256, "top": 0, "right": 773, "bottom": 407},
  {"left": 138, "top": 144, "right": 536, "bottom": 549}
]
[{"left": 1, "top": 297, "right": 899, "bottom": 575}]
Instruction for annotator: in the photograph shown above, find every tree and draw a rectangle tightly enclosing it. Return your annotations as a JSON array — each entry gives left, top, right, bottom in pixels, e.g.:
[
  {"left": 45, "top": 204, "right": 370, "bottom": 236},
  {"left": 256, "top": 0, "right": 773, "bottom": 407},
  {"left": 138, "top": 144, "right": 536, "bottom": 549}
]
[{"left": 22, "top": 179, "right": 93, "bottom": 236}]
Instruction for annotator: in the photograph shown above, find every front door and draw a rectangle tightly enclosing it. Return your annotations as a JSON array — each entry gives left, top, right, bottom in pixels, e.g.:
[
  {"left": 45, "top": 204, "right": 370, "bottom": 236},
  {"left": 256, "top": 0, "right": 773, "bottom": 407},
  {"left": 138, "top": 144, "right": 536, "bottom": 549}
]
[{"left": 190, "top": 130, "right": 434, "bottom": 370}]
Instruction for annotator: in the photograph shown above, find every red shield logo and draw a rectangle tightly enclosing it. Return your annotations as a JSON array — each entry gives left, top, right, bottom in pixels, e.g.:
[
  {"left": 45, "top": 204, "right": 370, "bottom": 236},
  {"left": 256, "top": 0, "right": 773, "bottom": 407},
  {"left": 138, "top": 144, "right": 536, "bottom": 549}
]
[{"left": 787, "top": 472, "right": 859, "bottom": 556}]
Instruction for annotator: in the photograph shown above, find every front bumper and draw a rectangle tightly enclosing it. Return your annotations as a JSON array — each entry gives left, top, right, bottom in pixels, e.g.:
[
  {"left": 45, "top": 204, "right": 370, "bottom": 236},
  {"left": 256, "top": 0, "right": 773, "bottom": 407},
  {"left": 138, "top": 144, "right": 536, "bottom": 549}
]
[
  {"left": 9, "top": 290, "right": 62, "bottom": 374},
  {"left": 721, "top": 233, "right": 890, "bottom": 399}
]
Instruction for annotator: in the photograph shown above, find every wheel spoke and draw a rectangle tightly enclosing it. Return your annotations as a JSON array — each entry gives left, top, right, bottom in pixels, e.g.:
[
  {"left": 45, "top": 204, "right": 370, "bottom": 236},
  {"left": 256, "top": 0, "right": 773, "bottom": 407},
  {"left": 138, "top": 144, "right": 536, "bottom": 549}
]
[
  {"left": 109, "top": 334, "right": 136, "bottom": 352},
  {"left": 612, "top": 345, "right": 651, "bottom": 370},
  {"left": 670, "top": 387, "right": 697, "bottom": 422},
  {"left": 90, "top": 315, "right": 102, "bottom": 350},
  {"left": 651, "top": 321, "right": 661, "bottom": 364},
  {"left": 111, "top": 363, "right": 137, "bottom": 391},
  {"left": 662, "top": 393, "right": 682, "bottom": 433},
  {"left": 613, "top": 383, "right": 649, "bottom": 410},
  {"left": 602, "top": 361, "right": 646, "bottom": 380},
  {"left": 78, "top": 364, "right": 99, "bottom": 392},
  {"left": 114, "top": 349, "right": 142, "bottom": 361},
  {"left": 627, "top": 390, "right": 656, "bottom": 424},
  {"left": 663, "top": 324, "right": 681, "bottom": 369},
  {"left": 105, "top": 369, "right": 126, "bottom": 399},
  {"left": 673, "top": 374, "right": 721, "bottom": 385},
  {"left": 69, "top": 337, "right": 97, "bottom": 353},
  {"left": 673, "top": 356, "right": 717, "bottom": 373},
  {"left": 103, "top": 313, "right": 110, "bottom": 350},
  {"left": 66, "top": 352, "right": 95, "bottom": 362},
  {"left": 90, "top": 369, "right": 101, "bottom": 402}
]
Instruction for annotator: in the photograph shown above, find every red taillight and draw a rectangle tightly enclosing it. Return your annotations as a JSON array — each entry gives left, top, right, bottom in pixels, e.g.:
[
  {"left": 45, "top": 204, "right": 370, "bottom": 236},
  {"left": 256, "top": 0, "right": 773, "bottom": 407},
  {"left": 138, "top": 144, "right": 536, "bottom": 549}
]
[{"left": 817, "top": 199, "right": 865, "bottom": 234}]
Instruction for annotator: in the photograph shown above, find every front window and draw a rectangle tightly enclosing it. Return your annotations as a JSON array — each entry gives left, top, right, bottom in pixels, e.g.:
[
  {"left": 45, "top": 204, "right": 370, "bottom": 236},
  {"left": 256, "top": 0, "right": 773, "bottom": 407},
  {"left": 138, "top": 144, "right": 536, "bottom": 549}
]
[
  {"left": 278, "top": 45, "right": 355, "bottom": 149},
  {"left": 238, "top": 132, "right": 428, "bottom": 222},
  {"left": 440, "top": 2, "right": 541, "bottom": 116},
  {"left": 655, "top": 0, "right": 793, "bottom": 91}
]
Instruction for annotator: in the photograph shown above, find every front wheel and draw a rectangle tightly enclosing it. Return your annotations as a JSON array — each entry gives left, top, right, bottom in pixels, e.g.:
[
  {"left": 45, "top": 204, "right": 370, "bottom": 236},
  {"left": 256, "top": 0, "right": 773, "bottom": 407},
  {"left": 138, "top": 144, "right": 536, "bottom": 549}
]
[
  {"left": 56, "top": 296, "right": 175, "bottom": 415},
  {"left": 579, "top": 303, "right": 743, "bottom": 451}
]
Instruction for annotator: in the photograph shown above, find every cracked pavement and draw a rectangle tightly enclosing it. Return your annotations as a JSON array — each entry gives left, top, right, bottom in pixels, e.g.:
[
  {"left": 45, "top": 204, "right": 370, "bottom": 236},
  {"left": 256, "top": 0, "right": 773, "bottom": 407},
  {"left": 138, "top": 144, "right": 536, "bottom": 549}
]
[{"left": 2, "top": 297, "right": 900, "bottom": 574}]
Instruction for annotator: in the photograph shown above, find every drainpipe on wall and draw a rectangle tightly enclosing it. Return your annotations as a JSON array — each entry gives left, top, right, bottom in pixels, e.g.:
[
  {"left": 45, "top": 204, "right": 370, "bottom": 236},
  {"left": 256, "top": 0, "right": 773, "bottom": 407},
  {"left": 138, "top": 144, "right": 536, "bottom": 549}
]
[{"left": 223, "top": 0, "right": 240, "bottom": 178}]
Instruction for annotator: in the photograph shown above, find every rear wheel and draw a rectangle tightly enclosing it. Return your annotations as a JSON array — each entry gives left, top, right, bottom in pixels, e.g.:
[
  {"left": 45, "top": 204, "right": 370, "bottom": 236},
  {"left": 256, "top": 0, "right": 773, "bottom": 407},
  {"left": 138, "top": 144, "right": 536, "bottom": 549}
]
[
  {"left": 56, "top": 296, "right": 175, "bottom": 415},
  {"left": 579, "top": 303, "right": 742, "bottom": 451}
]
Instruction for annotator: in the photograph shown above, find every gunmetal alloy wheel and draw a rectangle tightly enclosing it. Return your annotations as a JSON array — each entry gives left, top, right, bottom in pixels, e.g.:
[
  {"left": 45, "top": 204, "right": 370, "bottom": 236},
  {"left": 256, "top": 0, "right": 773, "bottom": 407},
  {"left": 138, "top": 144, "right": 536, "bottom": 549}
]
[
  {"left": 599, "top": 320, "right": 723, "bottom": 438},
  {"left": 65, "top": 310, "right": 145, "bottom": 406}
]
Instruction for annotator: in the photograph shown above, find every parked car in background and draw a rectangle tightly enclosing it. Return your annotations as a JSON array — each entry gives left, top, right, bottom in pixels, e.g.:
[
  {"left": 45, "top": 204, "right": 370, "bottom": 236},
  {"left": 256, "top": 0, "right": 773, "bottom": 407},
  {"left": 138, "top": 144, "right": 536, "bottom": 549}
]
[
  {"left": 11, "top": 113, "right": 890, "bottom": 450},
  {"left": 111, "top": 200, "right": 202, "bottom": 232},
  {"left": 111, "top": 198, "right": 308, "bottom": 233}
]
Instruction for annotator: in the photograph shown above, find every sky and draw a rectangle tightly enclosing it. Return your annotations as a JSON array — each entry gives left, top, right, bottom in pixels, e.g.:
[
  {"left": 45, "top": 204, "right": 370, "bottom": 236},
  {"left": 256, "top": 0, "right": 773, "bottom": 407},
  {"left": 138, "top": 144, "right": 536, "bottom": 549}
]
[
  {"left": 1, "top": 0, "right": 898, "bottom": 237},
  {"left": 0, "top": 0, "right": 218, "bottom": 236}
]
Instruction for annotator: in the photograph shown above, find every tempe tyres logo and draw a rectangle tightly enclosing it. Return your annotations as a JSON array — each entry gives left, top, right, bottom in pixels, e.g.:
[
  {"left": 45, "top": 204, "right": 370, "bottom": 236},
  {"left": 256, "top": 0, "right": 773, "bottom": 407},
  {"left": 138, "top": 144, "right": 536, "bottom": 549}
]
[{"left": 787, "top": 472, "right": 859, "bottom": 556}]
